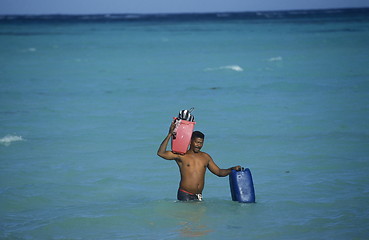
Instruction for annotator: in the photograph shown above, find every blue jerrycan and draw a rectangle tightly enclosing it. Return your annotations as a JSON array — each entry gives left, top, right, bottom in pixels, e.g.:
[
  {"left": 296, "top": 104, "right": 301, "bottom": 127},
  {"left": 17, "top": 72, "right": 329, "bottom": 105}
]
[{"left": 229, "top": 168, "right": 255, "bottom": 203}]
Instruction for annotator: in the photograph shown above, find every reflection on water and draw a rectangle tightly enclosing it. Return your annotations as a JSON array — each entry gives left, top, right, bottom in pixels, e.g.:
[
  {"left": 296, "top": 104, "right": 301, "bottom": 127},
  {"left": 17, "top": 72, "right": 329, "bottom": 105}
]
[
  {"left": 178, "top": 222, "right": 212, "bottom": 237},
  {"left": 173, "top": 201, "right": 213, "bottom": 237}
]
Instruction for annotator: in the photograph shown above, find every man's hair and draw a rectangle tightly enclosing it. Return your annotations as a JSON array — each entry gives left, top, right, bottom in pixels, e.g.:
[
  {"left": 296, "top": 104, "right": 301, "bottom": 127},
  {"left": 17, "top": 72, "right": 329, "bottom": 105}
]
[{"left": 191, "top": 131, "right": 205, "bottom": 140}]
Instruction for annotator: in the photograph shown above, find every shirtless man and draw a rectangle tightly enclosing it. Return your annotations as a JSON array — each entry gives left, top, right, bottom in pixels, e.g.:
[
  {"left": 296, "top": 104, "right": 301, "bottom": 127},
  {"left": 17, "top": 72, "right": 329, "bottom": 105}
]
[{"left": 157, "top": 121, "right": 241, "bottom": 201}]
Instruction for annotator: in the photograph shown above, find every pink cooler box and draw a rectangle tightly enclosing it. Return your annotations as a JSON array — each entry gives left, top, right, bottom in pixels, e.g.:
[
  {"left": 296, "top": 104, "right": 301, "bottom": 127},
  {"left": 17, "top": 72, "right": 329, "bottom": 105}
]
[{"left": 171, "top": 119, "right": 196, "bottom": 154}]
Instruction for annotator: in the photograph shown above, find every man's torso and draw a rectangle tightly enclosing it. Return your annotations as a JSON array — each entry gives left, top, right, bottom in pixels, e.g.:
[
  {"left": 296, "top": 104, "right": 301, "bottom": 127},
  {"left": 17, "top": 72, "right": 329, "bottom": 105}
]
[{"left": 175, "top": 151, "right": 210, "bottom": 194}]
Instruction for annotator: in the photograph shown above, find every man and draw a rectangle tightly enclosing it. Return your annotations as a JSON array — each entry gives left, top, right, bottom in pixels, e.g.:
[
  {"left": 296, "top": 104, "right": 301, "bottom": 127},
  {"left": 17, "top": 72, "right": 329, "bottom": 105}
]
[{"left": 157, "top": 121, "right": 241, "bottom": 201}]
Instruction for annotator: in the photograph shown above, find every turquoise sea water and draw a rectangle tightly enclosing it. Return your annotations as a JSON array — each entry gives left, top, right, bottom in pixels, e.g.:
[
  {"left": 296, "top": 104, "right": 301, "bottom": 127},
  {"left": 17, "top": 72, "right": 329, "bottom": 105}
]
[{"left": 1, "top": 9, "right": 369, "bottom": 239}]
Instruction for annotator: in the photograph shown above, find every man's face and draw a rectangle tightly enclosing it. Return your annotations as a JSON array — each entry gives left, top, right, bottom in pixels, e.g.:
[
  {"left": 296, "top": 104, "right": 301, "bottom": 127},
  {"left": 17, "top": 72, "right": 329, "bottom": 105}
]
[{"left": 191, "top": 137, "right": 204, "bottom": 153}]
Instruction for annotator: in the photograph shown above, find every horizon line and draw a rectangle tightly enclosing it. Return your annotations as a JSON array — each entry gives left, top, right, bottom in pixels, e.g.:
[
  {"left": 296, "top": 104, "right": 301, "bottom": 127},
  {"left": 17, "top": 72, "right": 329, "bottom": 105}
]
[{"left": 1, "top": 7, "right": 368, "bottom": 17}]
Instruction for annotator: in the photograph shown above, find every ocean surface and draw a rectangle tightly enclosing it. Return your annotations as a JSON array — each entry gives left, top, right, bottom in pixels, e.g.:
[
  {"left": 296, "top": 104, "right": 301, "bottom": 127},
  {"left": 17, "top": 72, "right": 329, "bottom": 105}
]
[{"left": 1, "top": 8, "right": 369, "bottom": 239}]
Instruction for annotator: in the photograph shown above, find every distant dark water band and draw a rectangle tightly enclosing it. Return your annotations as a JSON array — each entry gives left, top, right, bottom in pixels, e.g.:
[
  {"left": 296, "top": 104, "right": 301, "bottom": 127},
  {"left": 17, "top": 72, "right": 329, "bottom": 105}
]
[{"left": 1, "top": 8, "right": 369, "bottom": 23}]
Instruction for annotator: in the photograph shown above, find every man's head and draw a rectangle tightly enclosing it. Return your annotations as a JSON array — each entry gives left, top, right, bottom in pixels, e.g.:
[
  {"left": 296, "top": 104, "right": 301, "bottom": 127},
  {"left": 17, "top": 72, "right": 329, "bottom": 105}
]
[
  {"left": 190, "top": 131, "right": 205, "bottom": 153},
  {"left": 191, "top": 131, "right": 204, "bottom": 140}
]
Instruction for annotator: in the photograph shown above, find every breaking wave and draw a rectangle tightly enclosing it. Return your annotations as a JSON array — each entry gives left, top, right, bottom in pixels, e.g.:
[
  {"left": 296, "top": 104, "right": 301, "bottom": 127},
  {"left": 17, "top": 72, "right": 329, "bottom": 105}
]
[
  {"left": 0, "top": 135, "right": 24, "bottom": 146},
  {"left": 268, "top": 56, "right": 283, "bottom": 62},
  {"left": 204, "top": 65, "right": 244, "bottom": 72}
]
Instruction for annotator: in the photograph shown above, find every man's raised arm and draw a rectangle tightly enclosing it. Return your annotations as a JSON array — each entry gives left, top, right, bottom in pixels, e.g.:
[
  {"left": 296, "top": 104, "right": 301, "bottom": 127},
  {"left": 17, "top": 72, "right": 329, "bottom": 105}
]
[{"left": 157, "top": 121, "right": 179, "bottom": 160}]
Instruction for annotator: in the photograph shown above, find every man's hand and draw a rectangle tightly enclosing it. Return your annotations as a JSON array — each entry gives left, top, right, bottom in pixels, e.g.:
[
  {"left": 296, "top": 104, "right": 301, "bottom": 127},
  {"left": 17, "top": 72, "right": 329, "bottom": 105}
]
[
  {"left": 168, "top": 120, "right": 177, "bottom": 135},
  {"left": 231, "top": 166, "right": 241, "bottom": 171}
]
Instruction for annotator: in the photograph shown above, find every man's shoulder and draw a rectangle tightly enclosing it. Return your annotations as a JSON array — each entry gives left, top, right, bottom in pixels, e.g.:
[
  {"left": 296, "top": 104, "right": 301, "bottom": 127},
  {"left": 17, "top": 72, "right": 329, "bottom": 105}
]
[{"left": 199, "top": 151, "right": 212, "bottom": 159}]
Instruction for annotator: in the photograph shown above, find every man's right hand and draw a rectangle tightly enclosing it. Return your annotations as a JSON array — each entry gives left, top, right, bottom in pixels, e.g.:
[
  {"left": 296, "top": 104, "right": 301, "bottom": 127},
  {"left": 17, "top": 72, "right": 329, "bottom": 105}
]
[{"left": 169, "top": 119, "right": 177, "bottom": 135}]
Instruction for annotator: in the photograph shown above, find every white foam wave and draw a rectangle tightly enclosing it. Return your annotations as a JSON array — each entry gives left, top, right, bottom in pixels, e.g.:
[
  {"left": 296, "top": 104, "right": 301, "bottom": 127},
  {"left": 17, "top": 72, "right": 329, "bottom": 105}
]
[
  {"left": 221, "top": 65, "right": 244, "bottom": 71},
  {"left": 204, "top": 65, "right": 244, "bottom": 72},
  {"left": 268, "top": 56, "right": 283, "bottom": 62},
  {"left": 0, "top": 135, "right": 24, "bottom": 146}
]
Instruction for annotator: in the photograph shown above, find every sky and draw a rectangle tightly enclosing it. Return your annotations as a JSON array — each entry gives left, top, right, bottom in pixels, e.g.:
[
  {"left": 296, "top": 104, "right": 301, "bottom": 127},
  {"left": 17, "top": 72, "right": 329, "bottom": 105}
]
[{"left": 0, "top": 0, "right": 368, "bottom": 15}]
